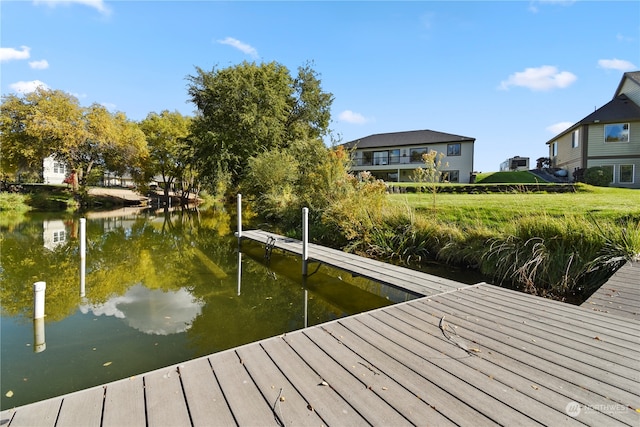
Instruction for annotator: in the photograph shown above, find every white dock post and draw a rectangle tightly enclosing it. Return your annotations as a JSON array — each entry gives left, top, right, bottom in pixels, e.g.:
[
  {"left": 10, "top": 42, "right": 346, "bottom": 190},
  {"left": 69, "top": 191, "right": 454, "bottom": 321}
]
[
  {"left": 236, "top": 194, "right": 242, "bottom": 240},
  {"left": 302, "top": 207, "right": 309, "bottom": 276},
  {"left": 33, "top": 281, "right": 46, "bottom": 320},
  {"left": 80, "top": 218, "right": 86, "bottom": 297},
  {"left": 33, "top": 280, "right": 47, "bottom": 352},
  {"left": 80, "top": 218, "right": 86, "bottom": 259}
]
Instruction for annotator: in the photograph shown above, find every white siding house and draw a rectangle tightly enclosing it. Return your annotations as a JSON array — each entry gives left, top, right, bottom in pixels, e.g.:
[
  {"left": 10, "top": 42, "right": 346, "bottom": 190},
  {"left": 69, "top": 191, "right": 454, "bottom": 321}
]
[
  {"left": 546, "top": 71, "right": 640, "bottom": 189},
  {"left": 343, "top": 129, "right": 476, "bottom": 183},
  {"left": 42, "top": 155, "right": 69, "bottom": 184}
]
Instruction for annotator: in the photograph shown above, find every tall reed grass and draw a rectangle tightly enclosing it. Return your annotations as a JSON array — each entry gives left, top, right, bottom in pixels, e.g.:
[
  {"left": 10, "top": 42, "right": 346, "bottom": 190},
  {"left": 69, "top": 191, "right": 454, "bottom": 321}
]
[{"left": 349, "top": 199, "right": 639, "bottom": 303}]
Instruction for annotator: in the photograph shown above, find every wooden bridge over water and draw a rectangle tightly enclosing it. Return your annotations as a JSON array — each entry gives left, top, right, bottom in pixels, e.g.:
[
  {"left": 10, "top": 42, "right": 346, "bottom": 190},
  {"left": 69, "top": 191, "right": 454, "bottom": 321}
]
[{"left": 2, "top": 231, "right": 638, "bottom": 426}]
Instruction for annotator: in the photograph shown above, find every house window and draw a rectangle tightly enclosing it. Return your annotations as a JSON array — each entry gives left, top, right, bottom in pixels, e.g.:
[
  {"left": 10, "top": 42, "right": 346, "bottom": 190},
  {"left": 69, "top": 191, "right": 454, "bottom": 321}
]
[
  {"left": 53, "top": 230, "right": 66, "bottom": 243},
  {"left": 552, "top": 142, "right": 558, "bottom": 156},
  {"left": 605, "top": 123, "right": 629, "bottom": 143},
  {"left": 53, "top": 162, "right": 66, "bottom": 174},
  {"left": 373, "top": 151, "right": 388, "bottom": 165},
  {"left": 410, "top": 148, "right": 428, "bottom": 163},
  {"left": 571, "top": 130, "right": 580, "bottom": 148},
  {"left": 619, "top": 165, "right": 634, "bottom": 183},
  {"left": 361, "top": 151, "right": 373, "bottom": 166},
  {"left": 447, "top": 143, "right": 461, "bottom": 156},
  {"left": 442, "top": 170, "right": 459, "bottom": 183},
  {"left": 389, "top": 149, "right": 400, "bottom": 164}
]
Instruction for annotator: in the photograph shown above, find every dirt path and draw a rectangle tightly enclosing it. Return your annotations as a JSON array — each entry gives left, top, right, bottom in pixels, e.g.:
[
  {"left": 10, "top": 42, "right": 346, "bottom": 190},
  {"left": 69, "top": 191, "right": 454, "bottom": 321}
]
[{"left": 87, "top": 187, "right": 147, "bottom": 201}]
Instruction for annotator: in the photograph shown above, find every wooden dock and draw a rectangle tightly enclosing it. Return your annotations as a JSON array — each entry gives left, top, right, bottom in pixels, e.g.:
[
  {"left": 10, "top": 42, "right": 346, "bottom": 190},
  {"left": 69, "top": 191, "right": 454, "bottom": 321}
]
[
  {"left": 582, "top": 261, "right": 640, "bottom": 321},
  {"left": 239, "top": 229, "right": 471, "bottom": 296},
  {"left": 2, "top": 233, "right": 639, "bottom": 426}
]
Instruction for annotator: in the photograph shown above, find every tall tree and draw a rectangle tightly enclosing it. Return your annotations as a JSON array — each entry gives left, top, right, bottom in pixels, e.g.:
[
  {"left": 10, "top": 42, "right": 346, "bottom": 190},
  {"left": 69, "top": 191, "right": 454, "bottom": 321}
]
[
  {"left": 0, "top": 88, "right": 85, "bottom": 180},
  {"left": 139, "top": 110, "right": 192, "bottom": 199},
  {"left": 187, "top": 61, "right": 333, "bottom": 191}
]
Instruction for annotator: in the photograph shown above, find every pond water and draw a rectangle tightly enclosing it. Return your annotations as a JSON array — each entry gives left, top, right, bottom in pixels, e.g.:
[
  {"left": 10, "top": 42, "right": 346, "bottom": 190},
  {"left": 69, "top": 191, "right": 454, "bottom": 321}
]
[{"left": 1, "top": 206, "right": 425, "bottom": 409}]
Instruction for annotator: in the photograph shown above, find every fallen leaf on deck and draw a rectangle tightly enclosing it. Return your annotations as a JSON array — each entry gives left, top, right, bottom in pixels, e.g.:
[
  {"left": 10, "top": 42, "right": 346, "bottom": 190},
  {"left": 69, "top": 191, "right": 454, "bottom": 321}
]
[
  {"left": 531, "top": 385, "right": 539, "bottom": 390},
  {"left": 103, "top": 361, "right": 112, "bottom": 367},
  {"left": 5, "top": 390, "right": 13, "bottom": 398}
]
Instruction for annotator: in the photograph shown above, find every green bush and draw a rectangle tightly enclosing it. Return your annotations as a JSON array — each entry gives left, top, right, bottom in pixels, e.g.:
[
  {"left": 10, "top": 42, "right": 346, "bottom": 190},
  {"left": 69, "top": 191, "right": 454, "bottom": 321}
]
[{"left": 583, "top": 167, "right": 612, "bottom": 187}]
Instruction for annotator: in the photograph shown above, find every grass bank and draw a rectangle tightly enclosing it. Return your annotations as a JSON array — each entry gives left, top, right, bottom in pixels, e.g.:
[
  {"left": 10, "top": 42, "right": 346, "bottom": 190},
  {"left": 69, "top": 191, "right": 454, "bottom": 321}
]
[{"left": 365, "top": 184, "right": 640, "bottom": 303}]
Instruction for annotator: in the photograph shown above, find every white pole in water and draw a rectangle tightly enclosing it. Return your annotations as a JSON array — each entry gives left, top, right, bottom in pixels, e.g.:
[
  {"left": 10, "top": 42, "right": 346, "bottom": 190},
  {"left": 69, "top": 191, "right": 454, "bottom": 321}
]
[
  {"left": 80, "top": 218, "right": 86, "bottom": 297},
  {"left": 302, "top": 207, "right": 309, "bottom": 276},
  {"left": 33, "top": 317, "right": 46, "bottom": 353},
  {"left": 33, "top": 281, "right": 46, "bottom": 320},
  {"left": 236, "top": 194, "right": 242, "bottom": 240},
  {"left": 80, "top": 218, "right": 86, "bottom": 259}
]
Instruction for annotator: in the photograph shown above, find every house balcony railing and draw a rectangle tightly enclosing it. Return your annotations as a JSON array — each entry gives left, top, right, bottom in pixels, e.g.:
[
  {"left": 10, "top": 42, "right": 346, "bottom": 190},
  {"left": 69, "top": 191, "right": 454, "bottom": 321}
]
[{"left": 353, "top": 155, "right": 401, "bottom": 167}]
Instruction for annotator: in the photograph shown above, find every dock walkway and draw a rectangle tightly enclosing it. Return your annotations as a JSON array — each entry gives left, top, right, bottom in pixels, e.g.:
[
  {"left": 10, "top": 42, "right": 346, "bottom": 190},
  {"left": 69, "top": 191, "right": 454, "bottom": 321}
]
[
  {"left": 582, "top": 261, "right": 639, "bottom": 321},
  {"left": 240, "top": 229, "right": 469, "bottom": 296},
  {"left": 2, "top": 235, "right": 639, "bottom": 426}
]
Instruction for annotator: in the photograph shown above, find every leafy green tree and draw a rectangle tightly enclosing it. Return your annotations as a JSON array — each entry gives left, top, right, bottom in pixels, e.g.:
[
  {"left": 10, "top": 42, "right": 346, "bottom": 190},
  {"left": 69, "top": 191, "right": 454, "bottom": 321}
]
[
  {"left": 0, "top": 89, "right": 148, "bottom": 189},
  {"left": 0, "top": 88, "right": 84, "bottom": 180},
  {"left": 139, "top": 110, "right": 192, "bottom": 200},
  {"left": 187, "top": 61, "right": 333, "bottom": 192}
]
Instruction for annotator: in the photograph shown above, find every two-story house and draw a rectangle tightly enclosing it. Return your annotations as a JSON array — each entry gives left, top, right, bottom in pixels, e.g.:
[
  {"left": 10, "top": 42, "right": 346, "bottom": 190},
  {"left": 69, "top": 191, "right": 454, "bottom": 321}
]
[
  {"left": 343, "top": 129, "right": 476, "bottom": 183},
  {"left": 547, "top": 71, "right": 640, "bottom": 188}
]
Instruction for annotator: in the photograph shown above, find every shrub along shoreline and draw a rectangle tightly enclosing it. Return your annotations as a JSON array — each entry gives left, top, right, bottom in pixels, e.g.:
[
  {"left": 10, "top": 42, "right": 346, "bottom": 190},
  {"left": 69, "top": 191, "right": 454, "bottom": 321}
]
[{"left": 301, "top": 183, "right": 640, "bottom": 305}]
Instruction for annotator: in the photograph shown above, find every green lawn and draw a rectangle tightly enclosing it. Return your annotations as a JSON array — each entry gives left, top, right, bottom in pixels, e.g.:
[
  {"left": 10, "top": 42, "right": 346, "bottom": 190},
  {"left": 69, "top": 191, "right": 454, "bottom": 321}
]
[
  {"left": 388, "top": 184, "right": 640, "bottom": 228},
  {"left": 474, "top": 171, "right": 544, "bottom": 184}
]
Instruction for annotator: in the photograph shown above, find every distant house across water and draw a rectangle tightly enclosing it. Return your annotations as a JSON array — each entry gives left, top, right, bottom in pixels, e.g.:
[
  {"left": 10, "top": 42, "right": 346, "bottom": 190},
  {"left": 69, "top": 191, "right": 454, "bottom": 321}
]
[{"left": 343, "top": 129, "right": 476, "bottom": 183}]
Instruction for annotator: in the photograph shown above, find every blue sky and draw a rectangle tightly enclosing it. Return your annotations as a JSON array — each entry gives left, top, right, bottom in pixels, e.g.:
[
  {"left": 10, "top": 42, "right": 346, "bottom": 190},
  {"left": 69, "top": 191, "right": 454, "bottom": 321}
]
[{"left": 2, "top": 0, "right": 639, "bottom": 172}]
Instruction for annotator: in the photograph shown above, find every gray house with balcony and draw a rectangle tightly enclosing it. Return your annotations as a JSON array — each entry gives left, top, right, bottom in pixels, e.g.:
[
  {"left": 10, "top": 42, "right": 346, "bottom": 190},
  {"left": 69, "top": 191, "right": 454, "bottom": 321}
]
[
  {"left": 546, "top": 71, "right": 640, "bottom": 188},
  {"left": 343, "top": 129, "right": 476, "bottom": 183}
]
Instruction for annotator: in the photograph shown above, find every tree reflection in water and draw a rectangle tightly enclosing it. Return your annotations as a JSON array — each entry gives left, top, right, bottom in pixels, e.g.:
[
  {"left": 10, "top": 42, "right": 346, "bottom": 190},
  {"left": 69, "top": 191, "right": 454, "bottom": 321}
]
[{"left": 0, "top": 206, "right": 405, "bottom": 409}]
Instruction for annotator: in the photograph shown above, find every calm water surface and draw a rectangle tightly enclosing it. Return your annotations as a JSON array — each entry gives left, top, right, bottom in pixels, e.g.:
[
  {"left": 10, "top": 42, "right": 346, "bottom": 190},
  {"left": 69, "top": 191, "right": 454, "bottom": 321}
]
[{"left": 1, "top": 206, "right": 416, "bottom": 409}]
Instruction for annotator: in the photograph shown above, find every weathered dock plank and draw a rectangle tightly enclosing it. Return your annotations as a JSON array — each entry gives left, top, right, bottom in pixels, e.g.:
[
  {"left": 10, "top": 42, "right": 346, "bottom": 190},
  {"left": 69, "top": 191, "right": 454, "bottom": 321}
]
[
  {"left": 178, "top": 357, "right": 236, "bottom": 426},
  {"left": 57, "top": 387, "right": 103, "bottom": 427},
  {"left": 235, "top": 344, "right": 326, "bottom": 426},
  {"left": 282, "top": 330, "right": 411, "bottom": 425},
  {"left": 211, "top": 350, "right": 278, "bottom": 426},
  {"left": 144, "top": 366, "right": 191, "bottom": 427},
  {"left": 102, "top": 376, "right": 145, "bottom": 427},
  {"left": 258, "top": 338, "right": 370, "bottom": 426},
  {"left": 582, "top": 261, "right": 640, "bottom": 321}
]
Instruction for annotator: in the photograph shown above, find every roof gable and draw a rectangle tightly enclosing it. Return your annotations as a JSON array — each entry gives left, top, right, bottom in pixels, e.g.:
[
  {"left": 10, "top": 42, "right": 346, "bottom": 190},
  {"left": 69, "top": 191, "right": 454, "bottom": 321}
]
[
  {"left": 344, "top": 129, "right": 475, "bottom": 149},
  {"left": 614, "top": 71, "right": 640, "bottom": 97},
  {"left": 546, "top": 94, "right": 640, "bottom": 144}
]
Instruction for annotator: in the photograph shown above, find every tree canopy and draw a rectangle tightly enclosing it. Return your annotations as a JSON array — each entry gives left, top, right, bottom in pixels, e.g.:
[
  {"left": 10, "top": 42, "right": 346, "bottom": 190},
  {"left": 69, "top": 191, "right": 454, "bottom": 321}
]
[
  {"left": 139, "top": 110, "right": 192, "bottom": 197},
  {"left": 187, "top": 61, "right": 334, "bottom": 190},
  {"left": 0, "top": 88, "right": 147, "bottom": 186}
]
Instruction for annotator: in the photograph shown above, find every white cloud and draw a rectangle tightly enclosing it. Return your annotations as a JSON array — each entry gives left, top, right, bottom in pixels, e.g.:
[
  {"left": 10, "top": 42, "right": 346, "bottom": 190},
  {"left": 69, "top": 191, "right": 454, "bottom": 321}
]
[
  {"left": 10, "top": 80, "right": 50, "bottom": 94},
  {"left": 29, "top": 59, "right": 50, "bottom": 69},
  {"left": 528, "top": 0, "right": 575, "bottom": 13},
  {"left": 499, "top": 66, "right": 577, "bottom": 91},
  {"left": 338, "top": 110, "right": 369, "bottom": 124},
  {"left": 217, "top": 37, "right": 258, "bottom": 59},
  {"left": 33, "top": 0, "right": 111, "bottom": 15},
  {"left": 616, "top": 33, "right": 635, "bottom": 43},
  {"left": 598, "top": 58, "right": 637, "bottom": 72},
  {"left": 546, "top": 121, "right": 574, "bottom": 135},
  {"left": 0, "top": 46, "right": 31, "bottom": 62}
]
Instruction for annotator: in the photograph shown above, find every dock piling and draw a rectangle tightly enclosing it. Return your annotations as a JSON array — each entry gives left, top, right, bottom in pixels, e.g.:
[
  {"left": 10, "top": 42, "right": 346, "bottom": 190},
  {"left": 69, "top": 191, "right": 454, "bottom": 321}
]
[{"left": 302, "top": 207, "right": 309, "bottom": 276}]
